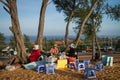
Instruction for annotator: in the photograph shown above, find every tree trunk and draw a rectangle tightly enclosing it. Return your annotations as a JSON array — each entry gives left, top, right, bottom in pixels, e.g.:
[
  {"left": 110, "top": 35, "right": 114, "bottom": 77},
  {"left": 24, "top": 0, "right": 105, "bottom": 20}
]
[
  {"left": 37, "top": 0, "right": 48, "bottom": 51},
  {"left": 75, "top": 0, "right": 99, "bottom": 47},
  {"left": 64, "top": 11, "right": 74, "bottom": 46},
  {"left": 92, "top": 26, "right": 96, "bottom": 60},
  {"left": 1, "top": 0, "right": 27, "bottom": 63},
  {"left": 95, "top": 33, "right": 102, "bottom": 59},
  {"left": 9, "top": 26, "right": 20, "bottom": 57},
  {"left": 95, "top": 11, "right": 102, "bottom": 60},
  {"left": 10, "top": 0, "right": 27, "bottom": 63}
]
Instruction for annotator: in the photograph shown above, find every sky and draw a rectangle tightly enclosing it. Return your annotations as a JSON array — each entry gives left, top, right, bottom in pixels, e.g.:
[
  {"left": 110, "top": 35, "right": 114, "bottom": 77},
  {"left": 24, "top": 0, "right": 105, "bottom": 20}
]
[{"left": 0, "top": 0, "right": 120, "bottom": 37}]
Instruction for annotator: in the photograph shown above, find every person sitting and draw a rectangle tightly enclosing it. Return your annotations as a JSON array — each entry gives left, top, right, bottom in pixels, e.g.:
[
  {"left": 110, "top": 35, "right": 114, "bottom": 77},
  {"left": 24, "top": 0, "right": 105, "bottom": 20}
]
[
  {"left": 29, "top": 44, "right": 41, "bottom": 62},
  {"left": 49, "top": 44, "right": 59, "bottom": 57},
  {"left": 95, "top": 50, "right": 100, "bottom": 60},
  {"left": 66, "top": 43, "right": 77, "bottom": 62}
]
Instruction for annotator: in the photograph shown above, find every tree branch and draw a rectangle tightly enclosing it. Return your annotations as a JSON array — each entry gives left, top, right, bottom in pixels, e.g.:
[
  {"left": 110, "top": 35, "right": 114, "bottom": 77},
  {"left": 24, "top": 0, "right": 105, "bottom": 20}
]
[
  {"left": 0, "top": 0, "right": 10, "bottom": 8},
  {"left": 47, "top": 0, "right": 52, "bottom": 6},
  {"left": 6, "top": 0, "right": 9, "bottom": 3},
  {"left": 3, "top": 6, "right": 10, "bottom": 14}
]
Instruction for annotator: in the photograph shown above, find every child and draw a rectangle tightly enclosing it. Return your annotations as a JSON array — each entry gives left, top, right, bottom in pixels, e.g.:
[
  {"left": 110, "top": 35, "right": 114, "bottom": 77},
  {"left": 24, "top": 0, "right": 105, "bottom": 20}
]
[{"left": 29, "top": 44, "right": 41, "bottom": 62}]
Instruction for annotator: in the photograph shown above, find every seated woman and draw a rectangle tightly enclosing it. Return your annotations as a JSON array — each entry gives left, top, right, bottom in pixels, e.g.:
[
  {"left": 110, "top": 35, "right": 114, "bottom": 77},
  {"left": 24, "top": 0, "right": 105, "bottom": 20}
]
[
  {"left": 49, "top": 44, "right": 59, "bottom": 57},
  {"left": 29, "top": 44, "right": 41, "bottom": 62}
]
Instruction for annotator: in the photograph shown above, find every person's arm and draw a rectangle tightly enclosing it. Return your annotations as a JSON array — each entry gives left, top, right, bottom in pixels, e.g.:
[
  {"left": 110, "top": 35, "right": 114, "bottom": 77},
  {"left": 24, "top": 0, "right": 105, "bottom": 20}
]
[
  {"left": 50, "top": 48, "right": 53, "bottom": 54},
  {"left": 56, "top": 48, "right": 59, "bottom": 54},
  {"left": 65, "top": 49, "right": 70, "bottom": 56},
  {"left": 37, "top": 49, "right": 40, "bottom": 56}
]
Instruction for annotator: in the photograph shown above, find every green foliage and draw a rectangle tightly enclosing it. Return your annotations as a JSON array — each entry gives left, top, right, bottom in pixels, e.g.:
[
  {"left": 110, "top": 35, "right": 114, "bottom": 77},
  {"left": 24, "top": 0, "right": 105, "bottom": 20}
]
[
  {"left": 73, "top": 0, "right": 93, "bottom": 35},
  {"left": 43, "top": 38, "right": 55, "bottom": 51},
  {"left": 0, "top": 32, "right": 6, "bottom": 51},
  {"left": 8, "top": 36, "right": 15, "bottom": 48},
  {"left": 8, "top": 34, "right": 33, "bottom": 52},
  {"left": 53, "top": 0, "right": 82, "bottom": 22},
  {"left": 23, "top": 34, "right": 33, "bottom": 52},
  {"left": 106, "top": 4, "right": 120, "bottom": 21},
  {"left": 75, "top": 0, "right": 103, "bottom": 38},
  {"left": 77, "top": 43, "right": 86, "bottom": 51},
  {"left": 116, "top": 39, "right": 120, "bottom": 49},
  {"left": 58, "top": 45, "right": 66, "bottom": 52}
]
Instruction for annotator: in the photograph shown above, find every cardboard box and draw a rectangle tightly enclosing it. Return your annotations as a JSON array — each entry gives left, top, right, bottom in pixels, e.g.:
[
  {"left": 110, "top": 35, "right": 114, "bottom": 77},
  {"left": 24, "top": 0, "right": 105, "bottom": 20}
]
[{"left": 57, "top": 59, "right": 68, "bottom": 69}]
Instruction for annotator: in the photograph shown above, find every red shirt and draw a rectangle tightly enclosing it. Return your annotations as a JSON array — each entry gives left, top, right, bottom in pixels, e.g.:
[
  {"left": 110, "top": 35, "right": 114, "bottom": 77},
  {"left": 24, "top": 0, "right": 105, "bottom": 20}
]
[{"left": 29, "top": 49, "right": 40, "bottom": 62}]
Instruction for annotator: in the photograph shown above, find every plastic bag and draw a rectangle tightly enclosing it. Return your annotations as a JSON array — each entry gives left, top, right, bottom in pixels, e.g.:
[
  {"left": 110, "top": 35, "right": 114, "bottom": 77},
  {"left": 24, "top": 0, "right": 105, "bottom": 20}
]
[{"left": 5, "top": 65, "right": 16, "bottom": 71}]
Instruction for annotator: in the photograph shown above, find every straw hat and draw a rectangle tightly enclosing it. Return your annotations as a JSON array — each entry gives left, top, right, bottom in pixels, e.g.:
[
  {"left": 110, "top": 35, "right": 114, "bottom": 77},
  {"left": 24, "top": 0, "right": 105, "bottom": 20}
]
[
  {"left": 54, "top": 44, "right": 57, "bottom": 47},
  {"left": 34, "top": 45, "right": 39, "bottom": 50}
]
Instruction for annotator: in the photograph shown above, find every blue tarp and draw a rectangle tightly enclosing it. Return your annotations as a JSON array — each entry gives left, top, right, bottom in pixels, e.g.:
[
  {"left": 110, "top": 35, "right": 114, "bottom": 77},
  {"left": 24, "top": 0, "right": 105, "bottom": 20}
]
[{"left": 23, "top": 60, "right": 46, "bottom": 69}]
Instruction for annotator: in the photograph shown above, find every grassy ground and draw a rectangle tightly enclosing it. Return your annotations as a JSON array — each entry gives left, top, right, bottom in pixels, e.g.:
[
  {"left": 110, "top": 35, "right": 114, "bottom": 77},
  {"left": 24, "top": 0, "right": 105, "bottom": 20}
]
[{"left": 0, "top": 53, "right": 120, "bottom": 80}]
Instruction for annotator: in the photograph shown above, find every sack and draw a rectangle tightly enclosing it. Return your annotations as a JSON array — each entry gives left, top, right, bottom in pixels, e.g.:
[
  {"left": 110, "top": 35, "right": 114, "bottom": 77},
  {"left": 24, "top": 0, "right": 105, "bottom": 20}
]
[
  {"left": 5, "top": 65, "right": 16, "bottom": 71},
  {"left": 14, "top": 51, "right": 17, "bottom": 55},
  {"left": 12, "top": 64, "right": 21, "bottom": 69}
]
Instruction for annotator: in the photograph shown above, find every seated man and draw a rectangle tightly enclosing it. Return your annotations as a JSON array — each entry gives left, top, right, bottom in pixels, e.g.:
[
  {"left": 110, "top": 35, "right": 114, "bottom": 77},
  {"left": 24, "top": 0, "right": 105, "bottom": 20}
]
[{"left": 29, "top": 44, "right": 41, "bottom": 62}]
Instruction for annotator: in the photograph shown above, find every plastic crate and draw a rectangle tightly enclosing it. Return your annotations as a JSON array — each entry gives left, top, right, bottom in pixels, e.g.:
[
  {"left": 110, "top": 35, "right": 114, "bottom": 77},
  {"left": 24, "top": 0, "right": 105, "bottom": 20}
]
[
  {"left": 46, "top": 65, "right": 55, "bottom": 74},
  {"left": 83, "top": 60, "right": 90, "bottom": 68},
  {"left": 69, "top": 62, "right": 76, "bottom": 69},
  {"left": 94, "top": 63, "right": 104, "bottom": 71},
  {"left": 76, "top": 62, "right": 85, "bottom": 70},
  {"left": 84, "top": 68, "right": 96, "bottom": 79},
  {"left": 36, "top": 64, "right": 46, "bottom": 73}
]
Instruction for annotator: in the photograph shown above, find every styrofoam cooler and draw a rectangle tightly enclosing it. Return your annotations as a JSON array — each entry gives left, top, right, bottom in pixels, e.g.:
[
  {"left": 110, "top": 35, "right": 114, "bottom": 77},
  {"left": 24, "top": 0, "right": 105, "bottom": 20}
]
[
  {"left": 106, "top": 56, "right": 113, "bottom": 66},
  {"left": 102, "top": 55, "right": 107, "bottom": 65},
  {"left": 83, "top": 60, "right": 90, "bottom": 67}
]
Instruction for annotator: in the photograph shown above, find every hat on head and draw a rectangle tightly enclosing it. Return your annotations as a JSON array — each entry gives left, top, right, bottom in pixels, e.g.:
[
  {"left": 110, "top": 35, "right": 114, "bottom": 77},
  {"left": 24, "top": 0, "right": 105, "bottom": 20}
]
[
  {"left": 34, "top": 45, "right": 39, "bottom": 50},
  {"left": 70, "top": 43, "right": 75, "bottom": 48},
  {"left": 54, "top": 44, "right": 57, "bottom": 47}
]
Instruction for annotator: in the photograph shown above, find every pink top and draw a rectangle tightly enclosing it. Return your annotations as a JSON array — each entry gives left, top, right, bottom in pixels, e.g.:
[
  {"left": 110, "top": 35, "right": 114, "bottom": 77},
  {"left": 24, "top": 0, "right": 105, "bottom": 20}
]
[{"left": 50, "top": 47, "right": 59, "bottom": 54}]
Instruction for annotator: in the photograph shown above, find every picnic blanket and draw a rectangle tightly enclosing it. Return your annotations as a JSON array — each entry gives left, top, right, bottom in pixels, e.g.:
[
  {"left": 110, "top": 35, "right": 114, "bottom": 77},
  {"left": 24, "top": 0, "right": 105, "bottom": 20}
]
[{"left": 23, "top": 60, "right": 46, "bottom": 69}]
